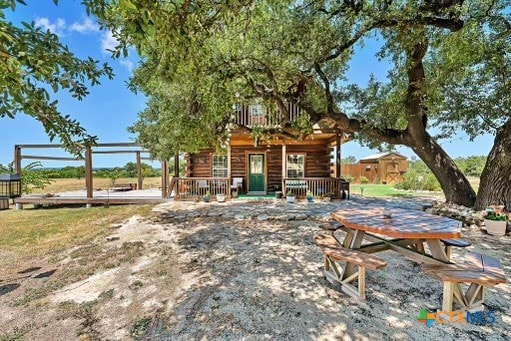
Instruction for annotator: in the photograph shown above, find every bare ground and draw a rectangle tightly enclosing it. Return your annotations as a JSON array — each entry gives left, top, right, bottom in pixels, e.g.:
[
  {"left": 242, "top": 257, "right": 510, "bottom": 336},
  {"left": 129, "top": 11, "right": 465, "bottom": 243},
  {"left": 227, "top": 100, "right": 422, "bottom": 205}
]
[{"left": 1, "top": 201, "right": 510, "bottom": 340}]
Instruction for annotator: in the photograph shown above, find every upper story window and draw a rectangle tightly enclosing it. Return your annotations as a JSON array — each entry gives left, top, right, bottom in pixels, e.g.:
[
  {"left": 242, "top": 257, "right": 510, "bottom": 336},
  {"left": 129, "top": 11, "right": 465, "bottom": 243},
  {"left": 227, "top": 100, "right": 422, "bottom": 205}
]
[
  {"left": 212, "top": 155, "right": 228, "bottom": 177},
  {"left": 250, "top": 104, "right": 264, "bottom": 116},
  {"left": 287, "top": 154, "right": 305, "bottom": 178}
]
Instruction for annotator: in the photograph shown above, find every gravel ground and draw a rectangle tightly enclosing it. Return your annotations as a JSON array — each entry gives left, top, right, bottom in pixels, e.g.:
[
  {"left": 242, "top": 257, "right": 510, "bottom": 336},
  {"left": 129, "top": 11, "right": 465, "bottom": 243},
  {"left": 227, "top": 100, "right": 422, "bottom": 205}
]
[{"left": 1, "top": 197, "right": 510, "bottom": 340}]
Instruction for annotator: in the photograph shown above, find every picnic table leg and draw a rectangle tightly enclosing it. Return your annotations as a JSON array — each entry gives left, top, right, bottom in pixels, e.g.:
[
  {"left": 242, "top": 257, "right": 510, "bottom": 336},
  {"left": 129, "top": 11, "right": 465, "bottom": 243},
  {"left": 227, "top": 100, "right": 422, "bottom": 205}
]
[
  {"left": 425, "top": 240, "right": 450, "bottom": 262},
  {"left": 342, "top": 230, "right": 366, "bottom": 280}
]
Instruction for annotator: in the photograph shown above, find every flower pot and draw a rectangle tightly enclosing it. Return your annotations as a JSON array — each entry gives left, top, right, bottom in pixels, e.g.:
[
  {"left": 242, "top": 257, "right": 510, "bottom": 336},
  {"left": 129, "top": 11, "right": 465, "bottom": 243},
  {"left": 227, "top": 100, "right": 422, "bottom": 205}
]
[
  {"left": 306, "top": 197, "right": 314, "bottom": 203},
  {"left": 485, "top": 219, "right": 507, "bottom": 236},
  {"left": 286, "top": 195, "right": 295, "bottom": 203},
  {"left": 275, "top": 191, "right": 283, "bottom": 199},
  {"left": 203, "top": 196, "right": 211, "bottom": 203},
  {"left": 216, "top": 194, "right": 226, "bottom": 203}
]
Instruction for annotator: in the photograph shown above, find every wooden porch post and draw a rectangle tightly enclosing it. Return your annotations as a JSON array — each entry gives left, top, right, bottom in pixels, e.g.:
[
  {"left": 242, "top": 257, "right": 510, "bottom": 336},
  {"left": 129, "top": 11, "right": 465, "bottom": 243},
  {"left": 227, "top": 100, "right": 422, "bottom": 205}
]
[
  {"left": 14, "top": 145, "right": 22, "bottom": 175},
  {"left": 174, "top": 153, "right": 179, "bottom": 177},
  {"left": 136, "top": 151, "right": 143, "bottom": 190},
  {"left": 161, "top": 160, "right": 169, "bottom": 198},
  {"left": 336, "top": 133, "right": 341, "bottom": 178},
  {"left": 85, "top": 146, "right": 93, "bottom": 199},
  {"left": 281, "top": 143, "right": 286, "bottom": 192}
]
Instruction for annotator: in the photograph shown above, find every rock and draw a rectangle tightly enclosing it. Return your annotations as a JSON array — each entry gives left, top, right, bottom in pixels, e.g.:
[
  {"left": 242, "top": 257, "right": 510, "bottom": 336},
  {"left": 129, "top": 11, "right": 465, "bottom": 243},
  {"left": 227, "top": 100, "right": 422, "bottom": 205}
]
[
  {"left": 257, "top": 214, "right": 268, "bottom": 221},
  {"left": 235, "top": 214, "right": 245, "bottom": 221},
  {"left": 106, "top": 236, "right": 120, "bottom": 242}
]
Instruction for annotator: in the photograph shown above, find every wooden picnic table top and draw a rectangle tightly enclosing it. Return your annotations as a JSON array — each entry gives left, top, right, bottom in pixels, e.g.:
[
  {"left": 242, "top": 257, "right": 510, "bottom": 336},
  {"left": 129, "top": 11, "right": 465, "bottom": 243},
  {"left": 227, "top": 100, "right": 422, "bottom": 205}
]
[{"left": 332, "top": 207, "right": 462, "bottom": 240}]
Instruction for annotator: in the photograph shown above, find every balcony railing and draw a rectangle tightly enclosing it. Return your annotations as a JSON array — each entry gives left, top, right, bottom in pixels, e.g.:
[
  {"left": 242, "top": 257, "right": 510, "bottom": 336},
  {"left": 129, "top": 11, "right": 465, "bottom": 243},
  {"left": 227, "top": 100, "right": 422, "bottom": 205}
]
[
  {"left": 283, "top": 178, "right": 350, "bottom": 199},
  {"left": 235, "top": 102, "right": 303, "bottom": 128},
  {"left": 173, "top": 177, "right": 230, "bottom": 200}
]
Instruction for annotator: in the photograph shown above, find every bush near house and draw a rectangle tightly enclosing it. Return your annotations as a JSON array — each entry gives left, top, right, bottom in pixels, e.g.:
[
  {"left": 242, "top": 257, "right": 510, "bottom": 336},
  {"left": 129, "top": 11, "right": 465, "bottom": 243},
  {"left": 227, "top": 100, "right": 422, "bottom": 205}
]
[{"left": 394, "top": 161, "right": 441, "bottom": 191}]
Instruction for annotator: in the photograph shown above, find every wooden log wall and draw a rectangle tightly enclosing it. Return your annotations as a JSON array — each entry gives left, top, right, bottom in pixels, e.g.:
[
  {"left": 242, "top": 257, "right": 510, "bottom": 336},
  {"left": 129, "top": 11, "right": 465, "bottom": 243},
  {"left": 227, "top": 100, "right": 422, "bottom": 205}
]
[{"left": 186, "top": 144, "right": 334, "bottom": 193}]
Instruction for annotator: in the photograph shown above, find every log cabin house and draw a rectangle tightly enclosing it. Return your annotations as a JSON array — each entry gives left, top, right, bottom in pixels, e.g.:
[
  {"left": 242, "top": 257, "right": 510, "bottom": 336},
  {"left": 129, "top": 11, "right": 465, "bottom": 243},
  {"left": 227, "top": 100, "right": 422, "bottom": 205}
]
[{"left": 171, "top": 102, "right": 350, "bottom": 200}]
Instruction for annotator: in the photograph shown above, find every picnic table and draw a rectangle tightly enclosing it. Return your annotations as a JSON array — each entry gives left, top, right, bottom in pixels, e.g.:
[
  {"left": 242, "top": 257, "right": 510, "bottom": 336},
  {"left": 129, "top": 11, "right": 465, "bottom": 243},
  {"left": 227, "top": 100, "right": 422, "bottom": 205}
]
[{"left": 316, "top": 206, "right": 506, "bottom": 312}]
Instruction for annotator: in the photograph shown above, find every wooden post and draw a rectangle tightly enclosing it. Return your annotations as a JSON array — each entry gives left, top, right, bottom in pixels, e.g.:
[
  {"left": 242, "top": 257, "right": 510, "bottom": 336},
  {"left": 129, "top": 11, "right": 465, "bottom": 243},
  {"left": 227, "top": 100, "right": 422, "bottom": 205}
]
[
  {"left": 136, "top": 151, "right": 142, "bottom": 190},
  {"left": 336, "top": 133, "right": 341, "bottom": 178},
  {"left": 161, "top": 160, "right": 169, "bottom": 198},
  {"left": 174, "top": 153, "right": 179, "bottom": 177},
  {"left": 14, "top": 145, "right": 22, "bottom": 175},
  {"left": 85, "top": 146, "right": 93, "bottom": 199},
  {"left": 281, "top": 144, "right": 286, "bottom": 192},
  {"left": 227, "top": 146, "right": 232, "bottom": 179}
]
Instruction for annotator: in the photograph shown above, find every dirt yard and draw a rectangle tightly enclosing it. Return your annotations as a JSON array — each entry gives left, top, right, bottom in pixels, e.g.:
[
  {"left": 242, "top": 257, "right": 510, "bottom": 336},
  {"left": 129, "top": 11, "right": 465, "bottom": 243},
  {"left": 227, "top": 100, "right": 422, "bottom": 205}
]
[{"left": 1, "top": 200, "right": 510, "bottom": 340}]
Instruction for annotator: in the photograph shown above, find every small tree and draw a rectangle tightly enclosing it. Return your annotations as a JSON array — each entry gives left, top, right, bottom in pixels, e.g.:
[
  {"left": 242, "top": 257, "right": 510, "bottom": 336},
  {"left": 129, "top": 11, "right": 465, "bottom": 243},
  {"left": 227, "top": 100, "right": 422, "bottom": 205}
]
[{"left": 0, "top": 161, "right": 52, "bottom": 194}]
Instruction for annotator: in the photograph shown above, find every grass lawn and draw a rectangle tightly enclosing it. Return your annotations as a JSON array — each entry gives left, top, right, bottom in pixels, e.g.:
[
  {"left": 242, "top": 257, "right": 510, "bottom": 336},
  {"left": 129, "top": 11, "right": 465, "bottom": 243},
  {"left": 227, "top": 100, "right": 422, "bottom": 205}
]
[
  {"left": 30, "top": 177, "right": 162, "bottom": 194},
  {"left": 349, "top": 184, "right": 443, "bottom": 198},
  {"left": 0, "top": 205, "right": 154, "bottom": 267}
]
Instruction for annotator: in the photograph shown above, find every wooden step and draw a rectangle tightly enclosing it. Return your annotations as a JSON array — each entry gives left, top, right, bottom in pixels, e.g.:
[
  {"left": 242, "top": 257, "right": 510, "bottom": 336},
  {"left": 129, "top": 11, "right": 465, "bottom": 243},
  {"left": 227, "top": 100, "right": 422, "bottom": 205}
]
[{"left": 315, "top": 235, "right": 387, "bottom": 270}]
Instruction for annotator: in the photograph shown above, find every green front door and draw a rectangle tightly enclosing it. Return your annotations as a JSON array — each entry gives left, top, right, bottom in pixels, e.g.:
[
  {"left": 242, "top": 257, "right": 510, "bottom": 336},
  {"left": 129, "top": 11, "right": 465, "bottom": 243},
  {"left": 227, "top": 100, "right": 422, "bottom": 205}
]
[{"left": 249, "top": 154, "right": 265, "bottom": 192}]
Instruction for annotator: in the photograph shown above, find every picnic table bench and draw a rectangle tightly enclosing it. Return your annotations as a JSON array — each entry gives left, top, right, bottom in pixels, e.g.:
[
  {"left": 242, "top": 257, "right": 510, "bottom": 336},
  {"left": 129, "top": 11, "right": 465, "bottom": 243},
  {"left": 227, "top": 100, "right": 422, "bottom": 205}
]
[
  {"left": 423, "top": 252, "right": 506, "bottom": 312},
  {"left": 315, "top": 234, "right": 387, "bottom": 300}
]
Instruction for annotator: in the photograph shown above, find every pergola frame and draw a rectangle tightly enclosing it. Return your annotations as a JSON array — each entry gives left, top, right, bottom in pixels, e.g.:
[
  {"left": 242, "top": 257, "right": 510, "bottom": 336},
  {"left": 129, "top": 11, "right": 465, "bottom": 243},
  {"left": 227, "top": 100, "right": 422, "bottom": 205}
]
[{"left": 13, "top": 143, "right": 177, "bottom": 199}]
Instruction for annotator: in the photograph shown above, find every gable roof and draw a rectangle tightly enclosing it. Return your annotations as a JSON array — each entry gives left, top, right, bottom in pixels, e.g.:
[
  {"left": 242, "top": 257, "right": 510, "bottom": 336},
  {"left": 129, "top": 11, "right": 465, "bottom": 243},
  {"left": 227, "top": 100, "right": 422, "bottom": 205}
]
[{"left": 359, "top": 152, "right": 407, "bottom": 162}]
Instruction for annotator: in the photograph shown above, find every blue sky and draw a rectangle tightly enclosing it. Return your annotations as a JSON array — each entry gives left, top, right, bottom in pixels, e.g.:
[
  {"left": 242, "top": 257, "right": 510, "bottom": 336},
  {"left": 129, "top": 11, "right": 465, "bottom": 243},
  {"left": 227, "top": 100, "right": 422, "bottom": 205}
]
[{"left": 1, "top": 1, "right": 494, "bottom": 168}]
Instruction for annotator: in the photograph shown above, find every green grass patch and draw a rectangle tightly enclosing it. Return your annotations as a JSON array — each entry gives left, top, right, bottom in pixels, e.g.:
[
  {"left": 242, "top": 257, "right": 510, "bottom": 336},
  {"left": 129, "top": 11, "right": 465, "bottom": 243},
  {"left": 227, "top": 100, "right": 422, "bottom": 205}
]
[
  {"left": 0, "top": 205, "right": 154, "bottom": 263},
  {"left": 349, "top": 184, "right": 442, "bottom": 198}
]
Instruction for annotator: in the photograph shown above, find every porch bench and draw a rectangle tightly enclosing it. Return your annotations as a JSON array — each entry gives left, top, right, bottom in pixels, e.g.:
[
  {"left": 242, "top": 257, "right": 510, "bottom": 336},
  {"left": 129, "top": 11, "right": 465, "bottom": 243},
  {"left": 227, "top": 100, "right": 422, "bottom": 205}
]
[
  {"left": 315, "top": 234, "right": 387, "bottom": 300},
  {"left": 422, "top": 252, "right": 507, "bottom": 312},
  {"left": 285, "top": 180, "right": 307, "bottom": 189},
  {"left": 110, "top": 183, "right": 133, "bottom": 191}
]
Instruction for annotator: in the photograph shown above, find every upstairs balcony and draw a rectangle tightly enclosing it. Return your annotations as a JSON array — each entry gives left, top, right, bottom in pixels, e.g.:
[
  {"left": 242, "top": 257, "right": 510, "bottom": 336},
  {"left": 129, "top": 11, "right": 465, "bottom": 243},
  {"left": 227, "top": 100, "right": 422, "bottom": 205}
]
[{"left": 234, "top": 102, "right": 303, "bottom": 128}]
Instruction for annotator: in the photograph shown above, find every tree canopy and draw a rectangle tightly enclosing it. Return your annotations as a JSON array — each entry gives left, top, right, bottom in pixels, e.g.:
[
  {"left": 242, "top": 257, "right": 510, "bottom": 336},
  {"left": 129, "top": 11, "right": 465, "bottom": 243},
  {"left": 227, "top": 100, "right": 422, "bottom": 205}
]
[
  {"left": 0, "top": 0, "right": 113, "bottom": 154},
  {"left": 88, "top": 0, "right": 511, "bottom": 208}
]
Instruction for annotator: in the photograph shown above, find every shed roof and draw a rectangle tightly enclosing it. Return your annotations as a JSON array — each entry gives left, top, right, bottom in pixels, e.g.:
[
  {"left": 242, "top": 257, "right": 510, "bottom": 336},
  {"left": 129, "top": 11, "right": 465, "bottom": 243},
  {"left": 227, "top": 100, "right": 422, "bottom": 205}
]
[{"left": 359, "top": 152, "right": 407, "bottom": 162}]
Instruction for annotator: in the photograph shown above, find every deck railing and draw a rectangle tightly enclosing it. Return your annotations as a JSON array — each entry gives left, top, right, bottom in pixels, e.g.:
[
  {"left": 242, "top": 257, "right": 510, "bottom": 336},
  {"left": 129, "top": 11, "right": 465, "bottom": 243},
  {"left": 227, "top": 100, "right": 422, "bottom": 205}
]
[
  {"left": 174, "top": 177, "right": 230, "bottom": 200},
  {"left": 283, "top": 178, "right": 350, "bottom": 198},
  {"left": 235, "top": 102, "right": 303, "bottom": 128}
]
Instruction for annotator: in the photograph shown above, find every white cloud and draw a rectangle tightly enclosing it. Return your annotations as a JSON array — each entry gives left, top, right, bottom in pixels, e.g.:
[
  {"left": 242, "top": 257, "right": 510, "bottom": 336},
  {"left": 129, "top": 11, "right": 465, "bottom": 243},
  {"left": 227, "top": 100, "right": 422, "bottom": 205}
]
[
  {"left": 101, "top": 31, "right": 119, "bottom": 52},
  {"left": 69, "top": 17, "right": 100, "bottom": 33},
  {"left": 120, "top": 60, "right": 134, "bottom": 72},
  {"left": 35, "top": 17, "right": 66, "bottom": 36}
]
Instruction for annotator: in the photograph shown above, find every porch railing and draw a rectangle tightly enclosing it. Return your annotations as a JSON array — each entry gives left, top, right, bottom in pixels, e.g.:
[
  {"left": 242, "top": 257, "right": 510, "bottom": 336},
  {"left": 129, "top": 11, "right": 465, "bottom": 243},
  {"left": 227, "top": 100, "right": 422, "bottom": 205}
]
[
  {"left": 283, "top": 178, "right": 350, "bottom": 198},
  {"left": 173, "top": 177, "right": 230, "bottom": 200},
  {"left": 235, "top": 102, "right": 303, "bottom": 128}
]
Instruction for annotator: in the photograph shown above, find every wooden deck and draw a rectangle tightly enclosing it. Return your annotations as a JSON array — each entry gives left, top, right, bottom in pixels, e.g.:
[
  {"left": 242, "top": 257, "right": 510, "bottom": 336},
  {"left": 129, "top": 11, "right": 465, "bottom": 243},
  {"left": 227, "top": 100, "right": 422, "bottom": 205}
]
[{"left": 14, "top": 189, "right": 167, "bottom": 207}]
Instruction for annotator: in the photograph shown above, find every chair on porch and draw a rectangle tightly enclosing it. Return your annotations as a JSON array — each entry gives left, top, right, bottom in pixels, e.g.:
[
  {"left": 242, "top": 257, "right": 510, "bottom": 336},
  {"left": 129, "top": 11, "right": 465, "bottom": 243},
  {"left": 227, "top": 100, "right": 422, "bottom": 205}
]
[{"left": 231, "top": 177, "right": 243, "bottom": 195}]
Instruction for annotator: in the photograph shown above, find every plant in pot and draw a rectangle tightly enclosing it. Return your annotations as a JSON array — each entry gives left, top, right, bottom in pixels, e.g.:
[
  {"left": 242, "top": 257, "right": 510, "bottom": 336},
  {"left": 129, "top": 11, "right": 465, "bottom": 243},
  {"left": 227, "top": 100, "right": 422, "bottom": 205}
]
[
  {"left": 306, "top": 191, "right": 314, "bottom": 203},
  {"left": 216, "top": 193, "right": 226, "bottom": 203},
  {"left": 203, "top": 191, "right": 211, "bottom": 203},
  {"left": 323, "top": 192, "right": 334, "bottom": 202},
  {"left": 286, "top": 190, "right": 296, "bottom": 203},
  {"left": 273, "top": 185, "right": 283, "bottom": 199},
  {"left": 482, "top": 207, "right": 508, "bottom": 236}
]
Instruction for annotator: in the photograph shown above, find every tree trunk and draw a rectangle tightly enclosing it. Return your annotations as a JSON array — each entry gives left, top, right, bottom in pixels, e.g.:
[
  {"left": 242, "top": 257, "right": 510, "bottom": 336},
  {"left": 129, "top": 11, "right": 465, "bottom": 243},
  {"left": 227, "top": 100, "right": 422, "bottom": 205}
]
[
  {"left": 475, "top": 120, "right": 511, "bottom": 211},
  {"left": 407, "top": 131, "right": 477, "bottom": 207}
]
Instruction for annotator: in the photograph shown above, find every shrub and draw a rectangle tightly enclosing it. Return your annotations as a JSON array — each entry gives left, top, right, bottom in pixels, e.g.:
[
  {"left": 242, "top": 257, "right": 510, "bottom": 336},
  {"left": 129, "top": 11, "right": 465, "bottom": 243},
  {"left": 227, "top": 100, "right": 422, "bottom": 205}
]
[
  {"left": 342, "top": 174, "right": 354, "bottom": 183},
  {"left": 359, "top": 176, "right": 369, "bottom": 184},
  {"left": 395, "top": 164, "right": 441, "bottom": 191}
]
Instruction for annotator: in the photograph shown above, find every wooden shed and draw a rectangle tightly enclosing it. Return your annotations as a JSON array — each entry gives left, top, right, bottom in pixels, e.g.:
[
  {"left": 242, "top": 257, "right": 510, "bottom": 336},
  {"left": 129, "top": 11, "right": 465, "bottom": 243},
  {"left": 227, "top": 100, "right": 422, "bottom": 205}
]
[{"left": 358, "top": 152, "right": 408, "bottom": 184}]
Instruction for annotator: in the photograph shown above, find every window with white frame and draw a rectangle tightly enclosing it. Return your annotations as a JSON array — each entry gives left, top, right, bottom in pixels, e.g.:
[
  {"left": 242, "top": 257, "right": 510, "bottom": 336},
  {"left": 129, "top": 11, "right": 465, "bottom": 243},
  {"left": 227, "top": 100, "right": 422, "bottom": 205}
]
[
  {"left": 287, "top": 154, "right": 305, "bottom": 178},
  {"left": 212, "top": 155, "right": 228, "bottom": 177}
]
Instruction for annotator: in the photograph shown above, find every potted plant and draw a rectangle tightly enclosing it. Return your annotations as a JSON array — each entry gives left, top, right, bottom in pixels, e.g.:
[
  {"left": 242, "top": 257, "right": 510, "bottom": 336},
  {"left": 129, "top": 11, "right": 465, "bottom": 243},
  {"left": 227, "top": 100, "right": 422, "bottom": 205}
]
[
  {"left": 203, "top": 191, "right": 211, "bottom": 203},
  {"left": 323, "top": 192, "right": 334, "bottom": 202},
  {"left": 482, "top": 207, "right": 508, "bottom": 236},
  {"left": 306, "top": 191, "right": 314, "bottom": 203},
  {"left": 216, "top": 193, "right": 226, "bottom": 203},
  {"left": 286, "top": 190, "right": 296, "bottom": 203},
  {"left": 274, "top": 185, "right": 283, "bottom": 199}
]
